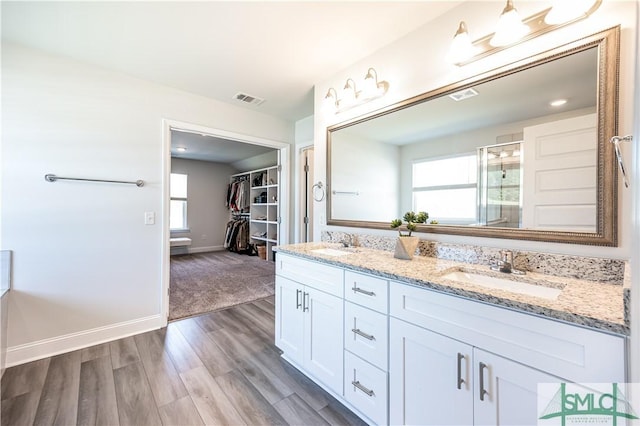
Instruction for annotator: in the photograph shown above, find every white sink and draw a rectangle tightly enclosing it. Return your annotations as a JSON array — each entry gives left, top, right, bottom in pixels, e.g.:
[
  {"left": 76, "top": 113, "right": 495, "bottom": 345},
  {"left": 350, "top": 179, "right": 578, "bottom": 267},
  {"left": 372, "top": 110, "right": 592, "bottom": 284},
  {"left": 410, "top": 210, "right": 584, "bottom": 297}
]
[
  {"left": 311, "top": 248, "right": 354, "bottom": 257},
  {"left": 441, "top": 271, "right": 563, "bottom": 300}
]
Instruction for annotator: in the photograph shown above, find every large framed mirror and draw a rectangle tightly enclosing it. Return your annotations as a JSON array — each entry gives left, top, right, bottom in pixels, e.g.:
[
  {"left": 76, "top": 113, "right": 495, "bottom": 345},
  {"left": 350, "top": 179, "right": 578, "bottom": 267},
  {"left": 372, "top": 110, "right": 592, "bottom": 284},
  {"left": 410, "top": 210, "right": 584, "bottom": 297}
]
[{"left": 327, "top": 26, "right": 619, "bottom": 246}]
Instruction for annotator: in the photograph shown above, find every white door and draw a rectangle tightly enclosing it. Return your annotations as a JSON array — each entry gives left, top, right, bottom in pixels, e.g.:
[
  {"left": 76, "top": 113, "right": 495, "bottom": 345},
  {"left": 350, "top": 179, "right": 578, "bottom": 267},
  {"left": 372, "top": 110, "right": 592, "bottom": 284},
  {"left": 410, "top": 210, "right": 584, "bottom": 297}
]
[
  {"left": 274, "top": 276, "right": 304, "bottom": 365},
  {"left": 389, "top": 318, "right": 474, "bottom": 426},
  {"left": 303, "top": 287, "right": 344, "bottom": 394},
  {"left": 473, "top": 349, "right": 563, "bottom": 426},
  {"left": 522, "top": 113, "right": 597, "bottom": 231}
]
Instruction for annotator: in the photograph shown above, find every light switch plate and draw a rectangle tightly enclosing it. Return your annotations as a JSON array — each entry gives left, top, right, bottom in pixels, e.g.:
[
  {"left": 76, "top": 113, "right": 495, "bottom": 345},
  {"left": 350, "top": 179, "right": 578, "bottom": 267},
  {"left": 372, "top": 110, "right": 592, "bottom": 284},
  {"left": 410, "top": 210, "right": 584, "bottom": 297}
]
[{"left": 144, "top": 212, "right": 155, "bottom": 225}]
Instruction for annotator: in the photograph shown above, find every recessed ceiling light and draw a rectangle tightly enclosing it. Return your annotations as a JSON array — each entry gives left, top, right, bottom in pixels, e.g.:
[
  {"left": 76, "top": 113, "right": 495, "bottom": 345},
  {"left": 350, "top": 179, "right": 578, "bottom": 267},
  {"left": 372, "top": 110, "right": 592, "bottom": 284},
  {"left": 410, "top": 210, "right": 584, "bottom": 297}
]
[
  {"left": 175, "top": 147, "right": 187, "bottom": 152},
  {"left": 549, "top": 99, "right": 568, "bottom": 107}
]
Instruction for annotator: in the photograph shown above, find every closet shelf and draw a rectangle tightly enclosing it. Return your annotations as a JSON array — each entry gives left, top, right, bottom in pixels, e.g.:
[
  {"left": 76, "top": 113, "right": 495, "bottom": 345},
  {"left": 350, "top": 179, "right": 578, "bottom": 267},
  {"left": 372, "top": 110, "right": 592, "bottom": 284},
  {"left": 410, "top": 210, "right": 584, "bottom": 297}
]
[
  {"left": 251, "top": 219, "right": 278, "bottom": 225},
  {"left": 251, "top": 236, "right": 277, "bottom": 244},
  {"left": 229, "top": 164, "right": 279, "bottom": 261}
]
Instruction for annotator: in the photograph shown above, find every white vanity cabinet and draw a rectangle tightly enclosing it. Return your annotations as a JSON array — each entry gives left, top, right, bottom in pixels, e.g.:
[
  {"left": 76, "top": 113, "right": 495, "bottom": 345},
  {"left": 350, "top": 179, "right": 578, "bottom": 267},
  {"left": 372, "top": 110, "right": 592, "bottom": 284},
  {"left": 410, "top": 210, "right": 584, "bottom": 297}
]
[
  {"left": 274, "top": 252, "right": 627, "bottom": 426},
  {"left": 389, "top": 281, "right": 626, "bottom": 426},
  {"left": 343, "top": 271, "right": 390, "bottom": 425},
  {"left": 275, "top": 254, "right": 345, "bottom": 394},
  {"left": 390, "top": 317, "right": 563, "bottom": 425}
]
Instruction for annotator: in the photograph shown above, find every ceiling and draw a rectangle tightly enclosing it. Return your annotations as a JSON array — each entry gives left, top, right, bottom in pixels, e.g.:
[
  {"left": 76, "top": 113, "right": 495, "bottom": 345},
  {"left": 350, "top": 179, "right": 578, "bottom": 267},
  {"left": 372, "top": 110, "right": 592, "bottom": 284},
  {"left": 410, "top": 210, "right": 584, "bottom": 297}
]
[
  {"left": 1, "top": 1, "right": 463, "bottom": 123},
  {"left": 170, "top": 130, "right": 275, "bottom": 163}
]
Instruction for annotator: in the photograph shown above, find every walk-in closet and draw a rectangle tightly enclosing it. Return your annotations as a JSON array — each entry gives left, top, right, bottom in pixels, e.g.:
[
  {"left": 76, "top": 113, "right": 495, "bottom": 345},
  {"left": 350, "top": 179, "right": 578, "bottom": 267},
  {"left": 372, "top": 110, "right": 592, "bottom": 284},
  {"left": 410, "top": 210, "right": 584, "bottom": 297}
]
[{"left": 168, "top": 129, "right": 281, "bottom": 321}]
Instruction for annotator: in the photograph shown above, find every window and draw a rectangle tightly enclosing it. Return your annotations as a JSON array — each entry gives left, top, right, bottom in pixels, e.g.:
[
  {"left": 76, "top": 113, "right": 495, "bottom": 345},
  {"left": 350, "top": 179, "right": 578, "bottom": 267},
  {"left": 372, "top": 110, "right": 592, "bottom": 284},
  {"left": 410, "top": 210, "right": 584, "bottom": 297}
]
[
  {"left": 170, "top": 173, "right": 188, "bottom": 230},
  {"left": 412, "top": 154, "right": 477, "bottom": 224}
]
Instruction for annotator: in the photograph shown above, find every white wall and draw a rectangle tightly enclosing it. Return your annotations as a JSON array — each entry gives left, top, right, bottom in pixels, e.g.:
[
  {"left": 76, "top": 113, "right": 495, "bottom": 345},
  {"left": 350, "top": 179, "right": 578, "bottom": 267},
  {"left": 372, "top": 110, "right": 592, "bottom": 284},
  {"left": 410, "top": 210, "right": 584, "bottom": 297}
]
[
  {"left": 1, "top": 42, "right": 293, "bottom": 365},
  {"left": 170, "top": 158, "right": 237, "bottom": 252},
  {"left": 331, "top": 132, "right": 399, "bottom": 221},
  {"left": 630, "top": 0, "right": 640, "bottom": 386},
  {"left": 314, "top": 0, "right": 637, "bottom": 259}
]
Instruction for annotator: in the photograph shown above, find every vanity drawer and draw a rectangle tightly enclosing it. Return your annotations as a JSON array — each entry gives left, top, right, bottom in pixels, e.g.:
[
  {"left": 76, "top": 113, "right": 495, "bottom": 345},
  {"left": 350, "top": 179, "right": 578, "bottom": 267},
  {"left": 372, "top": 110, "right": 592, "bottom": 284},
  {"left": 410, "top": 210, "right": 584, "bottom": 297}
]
[
  {"left": 344, "top": 271, "right": 388, "bottom": 314},
  {"left": 276, "top": 253, "right": 344, "bottom": 297},
  {"left": 389, "top": 281, "right": 625, "bottom": 383},
  {"left": 344, "top": 351, "right": 388, "bottom": 426},
  {"left": 345, "top": 301, "right": 388, "bottom": 371}
]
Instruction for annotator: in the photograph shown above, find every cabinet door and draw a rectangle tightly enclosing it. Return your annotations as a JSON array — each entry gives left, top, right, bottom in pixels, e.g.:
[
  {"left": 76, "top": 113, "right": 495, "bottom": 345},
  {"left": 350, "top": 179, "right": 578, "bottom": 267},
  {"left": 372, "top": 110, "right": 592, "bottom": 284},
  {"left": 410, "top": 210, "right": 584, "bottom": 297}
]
[
  {"left": 473, "top": 348, "right": 563, "bottom": 426},
  {"left": 275, "top": 276, "right": 304, "bottom": 365},
  {"left": 390, "top": 318, "right": 473, "bottom": 426},
  {"left": 304, "top": 287, "right": 344, "bottom": 395}
]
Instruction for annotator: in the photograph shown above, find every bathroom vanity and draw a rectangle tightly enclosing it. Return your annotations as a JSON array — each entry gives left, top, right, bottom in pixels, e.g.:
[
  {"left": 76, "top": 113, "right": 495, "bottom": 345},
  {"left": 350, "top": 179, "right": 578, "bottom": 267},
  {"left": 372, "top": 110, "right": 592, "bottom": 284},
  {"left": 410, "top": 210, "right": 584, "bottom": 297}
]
[{"left": 273, "top": 243, "right": 627, "bottom": 426}]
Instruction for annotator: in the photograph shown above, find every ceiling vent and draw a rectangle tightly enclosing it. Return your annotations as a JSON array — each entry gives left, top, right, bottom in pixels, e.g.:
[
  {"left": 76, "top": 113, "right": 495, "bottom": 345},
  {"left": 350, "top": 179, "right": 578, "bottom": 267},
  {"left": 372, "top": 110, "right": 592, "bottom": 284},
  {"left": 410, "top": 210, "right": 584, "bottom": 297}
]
[
  {"left": 448, "top": 88, "right": 479, "bottom": 101},
  {"left": 233, "top": 92, "right": 265, "bottom": 106}
]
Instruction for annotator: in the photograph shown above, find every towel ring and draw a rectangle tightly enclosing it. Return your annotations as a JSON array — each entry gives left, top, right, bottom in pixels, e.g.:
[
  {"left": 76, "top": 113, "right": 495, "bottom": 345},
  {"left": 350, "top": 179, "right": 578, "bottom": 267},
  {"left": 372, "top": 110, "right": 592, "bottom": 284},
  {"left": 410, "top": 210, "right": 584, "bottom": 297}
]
[
  {"left": 312, "top": 182, "right": 325, "bottom": 202},
  {"left": 610, "top": 135, "right": 633, "bottom": 188}
]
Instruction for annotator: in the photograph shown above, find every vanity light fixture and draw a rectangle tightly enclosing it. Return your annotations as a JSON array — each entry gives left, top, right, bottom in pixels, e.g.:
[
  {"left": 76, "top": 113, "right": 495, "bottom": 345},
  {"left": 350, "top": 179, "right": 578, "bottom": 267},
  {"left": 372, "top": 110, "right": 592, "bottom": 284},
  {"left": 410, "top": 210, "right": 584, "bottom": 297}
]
[
  {"left": 446, "top": 21, "right": 479, "bottom": 64},
  {"left": 323, "top": 87, "right": 340, "bottom": 112},
  {"left": 489, "top": 0, "right": 529, "bottom": 47},
  {"left": 341, "top": 78, "right": 359, "bottom": 108},
  {"left": 448, "top": 0, "right": 601, "bottom": 66},
  {"left": 544, "top": 0, "right": 596, "bottom": 25},
  {"left": 324, "top": 68, "right": 389, "bottom": 114}
]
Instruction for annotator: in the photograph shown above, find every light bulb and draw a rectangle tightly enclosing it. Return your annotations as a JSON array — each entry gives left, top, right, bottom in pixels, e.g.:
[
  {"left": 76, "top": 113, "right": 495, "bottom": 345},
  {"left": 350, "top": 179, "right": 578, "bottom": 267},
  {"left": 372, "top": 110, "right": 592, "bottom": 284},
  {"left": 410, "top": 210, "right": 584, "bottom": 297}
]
[
  {"left": 490, "top": 0, "right": 529, "bottom": 47},
  {"left": 446, "top": 21, "right": 480, "bottom": 64}
]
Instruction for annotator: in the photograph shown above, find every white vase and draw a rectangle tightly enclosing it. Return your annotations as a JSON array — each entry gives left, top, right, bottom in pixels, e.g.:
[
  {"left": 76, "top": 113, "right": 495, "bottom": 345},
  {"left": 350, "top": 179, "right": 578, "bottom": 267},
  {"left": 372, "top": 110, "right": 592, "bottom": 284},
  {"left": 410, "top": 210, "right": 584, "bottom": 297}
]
[{"left": 394, "top": 236, "right": 419, "bottom": 260}]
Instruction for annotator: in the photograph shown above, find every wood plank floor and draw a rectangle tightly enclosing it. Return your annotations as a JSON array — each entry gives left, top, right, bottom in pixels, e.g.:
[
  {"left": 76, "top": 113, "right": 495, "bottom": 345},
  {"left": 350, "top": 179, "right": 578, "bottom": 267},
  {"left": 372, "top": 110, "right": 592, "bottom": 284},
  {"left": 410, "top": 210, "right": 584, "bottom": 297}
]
[{"left": 1, "top": 296, "right": 367, "bottom": 426}]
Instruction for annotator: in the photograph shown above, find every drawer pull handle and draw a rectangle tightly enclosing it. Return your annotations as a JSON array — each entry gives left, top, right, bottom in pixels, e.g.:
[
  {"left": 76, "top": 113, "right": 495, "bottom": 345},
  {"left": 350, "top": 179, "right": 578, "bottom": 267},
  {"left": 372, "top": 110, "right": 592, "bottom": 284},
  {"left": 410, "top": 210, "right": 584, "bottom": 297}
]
[
  {"left": 479, "top": 362, "right": 489, "bottom": 401},
  {"left": 303, "top": 292, "right": 309, "bottom": 312},
  {"left": 456, "top": 353, "right": 465, "bottom": 390},
  {"left": 352, "top": 286, "right": 375, "bottom": 297},
  {"left": 296, "top": 289, "right": 302, "bottom": 310},
  {"left": 352, "top": 328, "right": 375, "bottom": 341},
  {"left": 352, "top": 380, "right": 375, "bottom": 397}
]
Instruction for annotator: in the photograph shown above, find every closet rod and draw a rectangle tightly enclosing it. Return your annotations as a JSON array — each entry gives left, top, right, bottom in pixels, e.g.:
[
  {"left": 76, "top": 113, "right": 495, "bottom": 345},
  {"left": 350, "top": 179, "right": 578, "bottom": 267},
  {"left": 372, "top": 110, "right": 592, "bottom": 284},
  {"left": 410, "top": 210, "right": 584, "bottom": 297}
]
[{"left": 45, "top": 174, "right": 145, "bottom": 187}]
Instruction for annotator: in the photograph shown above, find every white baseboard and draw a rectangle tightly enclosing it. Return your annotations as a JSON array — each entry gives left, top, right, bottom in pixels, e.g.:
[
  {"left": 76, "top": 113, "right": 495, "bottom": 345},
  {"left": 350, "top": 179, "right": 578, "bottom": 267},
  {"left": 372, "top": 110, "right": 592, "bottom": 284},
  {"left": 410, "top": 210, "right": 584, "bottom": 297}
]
[
  {"left": 189, "top": 245, "right": 225, "bottom": 254},
  {"left": 5, "top": 314, "right": 165, "bottom": 367}
]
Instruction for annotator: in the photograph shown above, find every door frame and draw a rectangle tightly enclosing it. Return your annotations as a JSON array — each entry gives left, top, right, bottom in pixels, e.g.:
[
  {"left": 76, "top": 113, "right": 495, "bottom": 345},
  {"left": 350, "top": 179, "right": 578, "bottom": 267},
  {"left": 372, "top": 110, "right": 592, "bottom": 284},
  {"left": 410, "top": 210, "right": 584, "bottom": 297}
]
[
  {"left": 161, "top": 118, "right": 290, "bottom": 325},
  {"left": 295, "top": 142, "right": 314, "bottom": 243}
]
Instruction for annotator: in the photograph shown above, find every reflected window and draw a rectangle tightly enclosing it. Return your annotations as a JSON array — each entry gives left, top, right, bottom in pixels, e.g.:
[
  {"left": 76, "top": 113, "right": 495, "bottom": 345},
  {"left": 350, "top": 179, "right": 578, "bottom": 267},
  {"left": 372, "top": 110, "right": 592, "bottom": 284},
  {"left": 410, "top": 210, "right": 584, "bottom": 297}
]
[
  {"left": 170, "top": 173, "right": 188, "bottom": 230},
  {"left": 412, "top": 155, "right": 477, "bottom": 224}
]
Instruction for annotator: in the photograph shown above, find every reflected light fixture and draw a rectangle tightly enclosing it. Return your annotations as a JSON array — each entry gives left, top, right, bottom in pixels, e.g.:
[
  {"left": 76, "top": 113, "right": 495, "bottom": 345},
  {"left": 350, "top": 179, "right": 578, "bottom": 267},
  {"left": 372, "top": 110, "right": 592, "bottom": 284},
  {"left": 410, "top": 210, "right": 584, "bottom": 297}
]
[
  {"left": 175, "top": 147, "right": 187, "bottom": 152},
  {"left": 549, "top": 98, "right": 568, "bottom": 107},
  {"left": 448, "top": 0, "right": 601, "bottom": 66},
  {"left": 489, "top": 0, "right": 529, "bottom": 47},
  {"left": 324, "top": 68, "right": 389, "bottom": 114}
]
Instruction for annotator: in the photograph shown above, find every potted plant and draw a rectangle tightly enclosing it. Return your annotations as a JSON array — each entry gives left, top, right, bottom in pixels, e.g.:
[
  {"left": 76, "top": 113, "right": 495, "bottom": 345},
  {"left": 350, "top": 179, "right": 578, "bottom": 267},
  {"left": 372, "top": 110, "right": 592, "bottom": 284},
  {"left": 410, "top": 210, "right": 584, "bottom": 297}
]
[{"left": 390, "top": 211, "right": 428, "bottom": 260}]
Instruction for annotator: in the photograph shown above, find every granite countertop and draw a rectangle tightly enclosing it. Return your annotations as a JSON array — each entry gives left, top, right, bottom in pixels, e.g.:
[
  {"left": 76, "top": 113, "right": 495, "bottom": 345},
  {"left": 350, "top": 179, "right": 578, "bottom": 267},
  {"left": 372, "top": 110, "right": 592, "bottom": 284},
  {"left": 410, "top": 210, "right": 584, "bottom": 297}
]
[{"left": 275, "top": 242, "right": 628, "bottom": 336}]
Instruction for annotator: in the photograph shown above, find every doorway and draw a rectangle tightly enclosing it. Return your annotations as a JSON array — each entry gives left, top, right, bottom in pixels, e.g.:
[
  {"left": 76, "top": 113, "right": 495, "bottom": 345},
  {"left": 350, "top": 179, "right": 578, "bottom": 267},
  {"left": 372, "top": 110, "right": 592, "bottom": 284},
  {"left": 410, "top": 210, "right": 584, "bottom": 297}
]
[{"left": 162, "top": 119, "right": 290, "bottom": 324}]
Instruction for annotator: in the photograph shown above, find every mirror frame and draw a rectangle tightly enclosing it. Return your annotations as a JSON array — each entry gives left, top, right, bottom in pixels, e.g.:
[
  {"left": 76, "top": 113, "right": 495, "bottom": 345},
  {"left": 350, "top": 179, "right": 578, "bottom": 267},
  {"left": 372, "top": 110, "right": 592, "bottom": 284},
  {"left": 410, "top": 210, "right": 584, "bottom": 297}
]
[{"left": 326, "top": 26, "right": 620, "bottom": 246}]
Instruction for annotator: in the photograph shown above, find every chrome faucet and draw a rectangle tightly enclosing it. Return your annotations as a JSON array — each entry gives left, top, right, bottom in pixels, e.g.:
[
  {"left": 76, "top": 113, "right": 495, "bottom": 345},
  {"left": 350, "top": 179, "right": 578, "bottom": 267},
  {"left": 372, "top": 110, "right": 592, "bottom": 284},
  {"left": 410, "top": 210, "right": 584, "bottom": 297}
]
[{"left": 490, "top": 250, "right": 525, "bottom": 275}]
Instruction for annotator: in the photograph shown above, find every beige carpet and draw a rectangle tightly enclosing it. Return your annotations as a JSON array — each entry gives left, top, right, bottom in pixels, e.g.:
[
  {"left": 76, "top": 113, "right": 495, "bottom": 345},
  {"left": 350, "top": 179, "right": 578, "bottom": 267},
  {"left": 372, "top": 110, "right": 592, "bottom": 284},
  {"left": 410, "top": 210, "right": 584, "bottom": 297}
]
[{"left": 169, "top": 250, "right": 275, "bottom": 321}]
